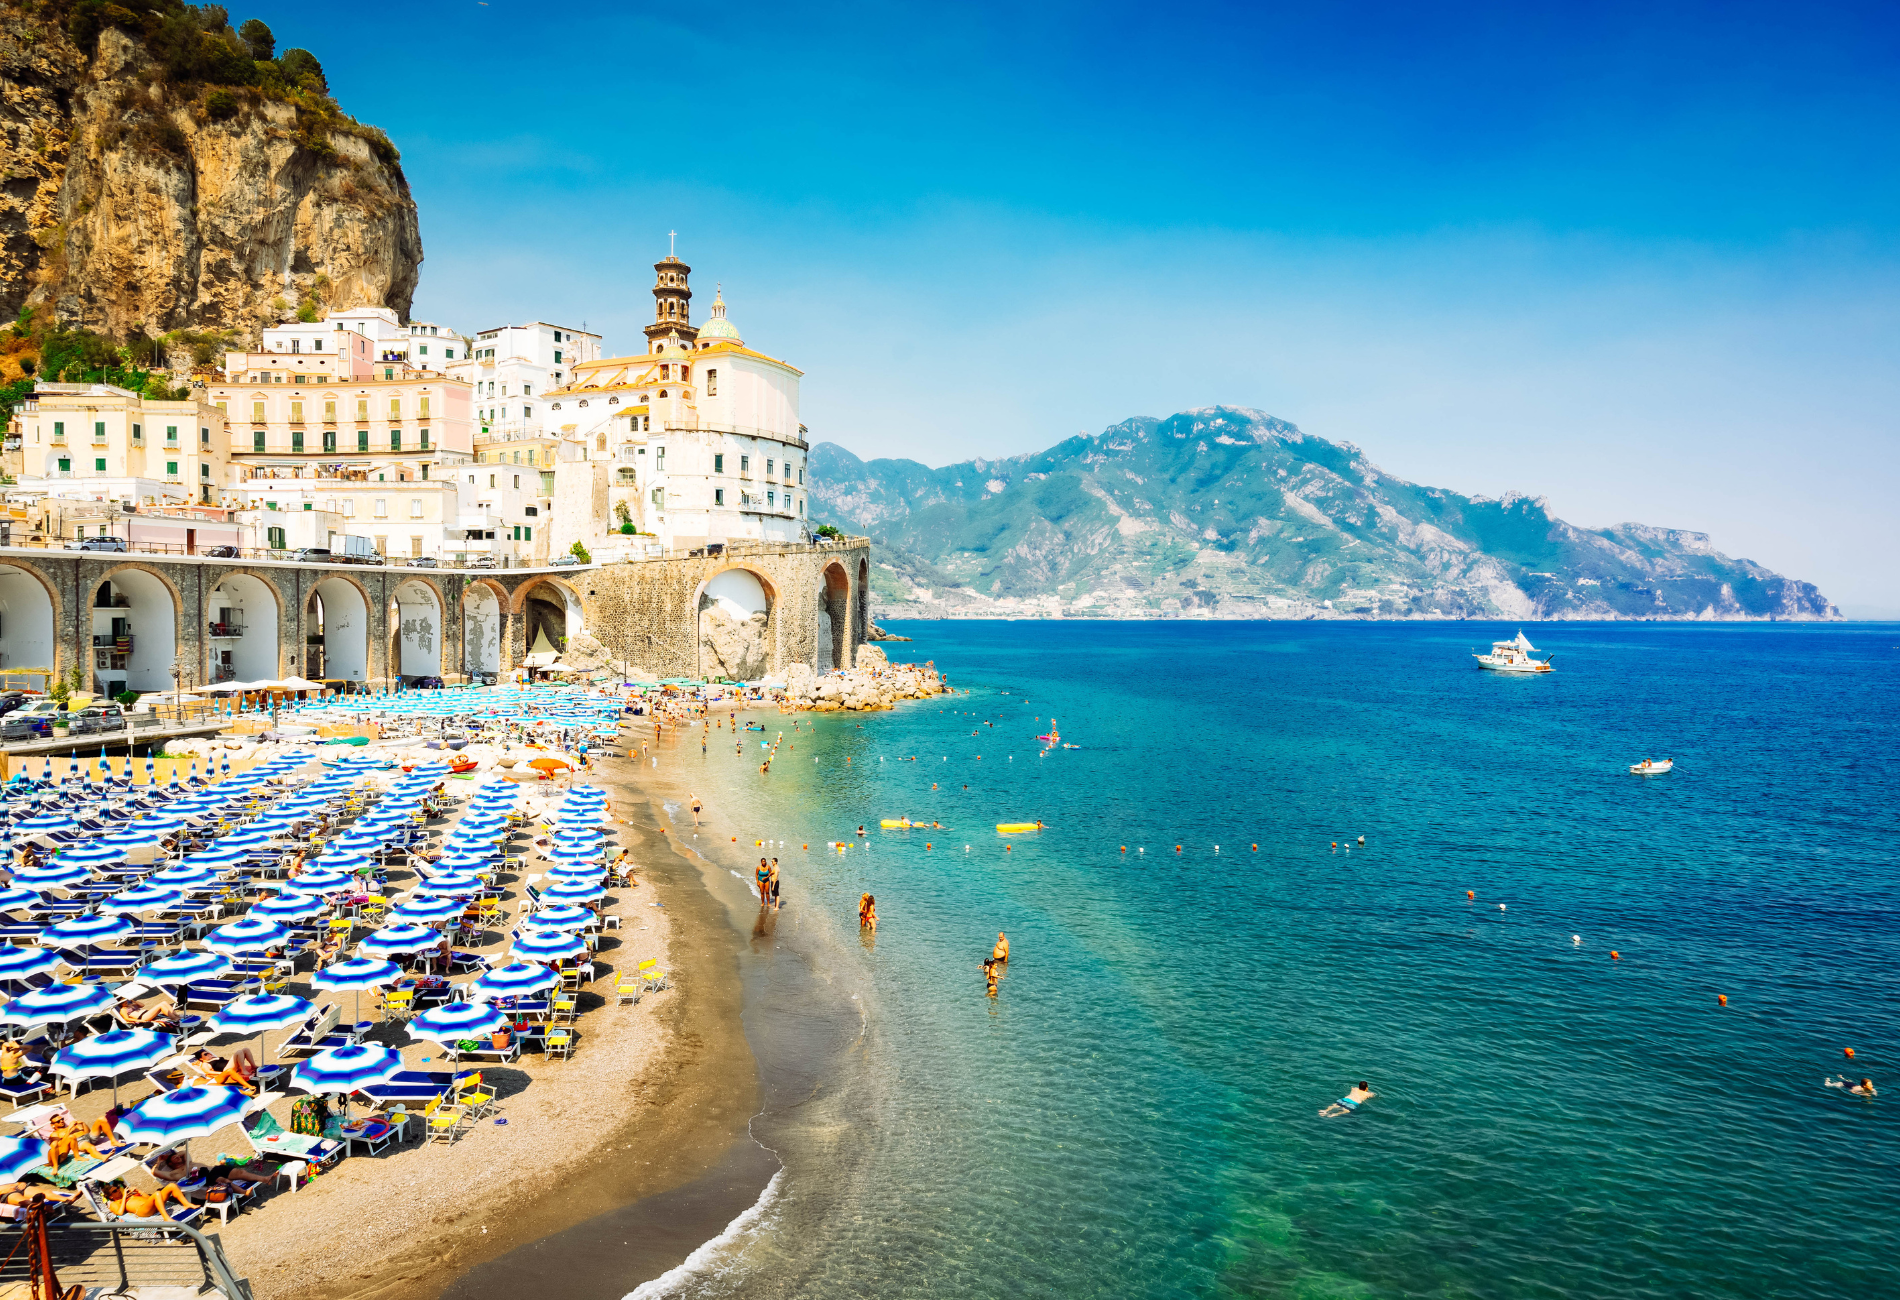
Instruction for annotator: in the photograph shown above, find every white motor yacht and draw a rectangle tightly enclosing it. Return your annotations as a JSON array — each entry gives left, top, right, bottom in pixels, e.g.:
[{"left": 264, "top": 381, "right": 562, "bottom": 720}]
[{"left": 1473, "top": 631, "right": 1554, "bottom": 673}]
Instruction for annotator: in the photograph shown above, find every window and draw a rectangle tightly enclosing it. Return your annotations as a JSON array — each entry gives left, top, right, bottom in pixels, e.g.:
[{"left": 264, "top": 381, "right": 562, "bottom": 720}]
[
  {"left": 292, "top": 431, "right": 304, "bottom": 452},
  {"left": 511, "top": 525, "right": 520, "bottom": 541},
  {"left": 357, "top": 430, "right": 369, "bottom": 452},
  {"left": 714, "top": 453, "right": 724, "bottom": 473},
  {"left": 525, "top": 505, "right": 538, "bottom": 516},
  {"left": 253, "top": 431, "right": 265, "bottom": 452},
  {"left": 384, "top": 368, "right": 394, "bottom": 381},
  {"left": 523, "top": 526, "right": 532, "bottom": 541},
  {"left": 513, "top": 474, "right": 520, "bottom": 489},
  {"left": 324, "top": 401, "right": 335, "bottom": 421},
  {"left": 715, "top": 487, "right": 724, "bottom": 506},
  {"left": 291, "top": 337, "right": 301, "bottom": 354},
  {"left": 418, "top": 345, "right": 427, "bottom": 356},
  {"left": 95, "top": 458, "right": 106, "bottom": 472},
  {"left": 390, "top": 430, "right": 401, "bottom": 450},
  {"left": 322, "top": 430, "right": 336, "bottom": 453},
  {"left": 488, "top": 474, "right": 496, "bottom": 488},
  {"left": 419, "top": 429, "right": 429, "bottom": 450},
  {"left": 131, "top": 423, "right": 142, "bottom": 443},
  {"left": 94, "top": 421, "right": 105, "bottom": 441},
  {"left": 253, "top": 401, "right": 265, "bottom": 422},
  {"left": 410, "top": 499, "right": 423, "bottom": 519},
  {"left": 373, "top": 499, "right": 388, "bottom": 518},
  {"left": 768, "top": 489, "right": 776, "bottom": 508},
  {"left": 707, "top": 368, "right": 717, "bottom": 395},
  {"left": 167, "top": 460, "right": 178, "bottom": 476},
  {"left": 165, "top": 425, "right": 177, "bottom": 443},
  {"left": 798, "top": 464, "right": 804, "bottom": 484},
  {"left": 202, "top": 428, "right": 210, "bottom": 445},
  {"left": 356, "top": 399, "right": 369, "bottom": 421},
  {"left": 344, "top": 500, "right": 356, "bottom": 517},
  {"left": 766, "top": 459, "right": 774, "bottom": 478},
  {"left": 52, "top": 421, "right": 63, "bottom": 440},
  {"left": 799, "top": 497, "right": 805, "bottom": 516},
  {"left": 267, "top": 526, "right": 285, "bottom": 549},
  {"left": 523, "top": 405, "right": 532, "bottom": 419},
  {"left": 420, "top": 464, "right": 429, "bottom": 480},
  {"left": 56, "top": 457, "right": 69, "bottom": 471},
  {"left": 201, "top": 464, "right": 209, "bottom": 478},
  {"left": 553, "top": 350, "right": 562, "bottom": 363},
  {"left": 656, "top": 446, "right": 665, "bottom": 468},
  {"left": 388, "top": 398, "right": 401, "bottom": 420},
  {"left": 314, "top": 338, "right": 324, "bottom": 351},
  {"left": 290, "top": 401, "right": 303, "bottom": 422},
  {"left": 419, "top": 396, "right": 430, "bottom": 418},
  {"left": 522, "top": 385, "right": 531, "bottom": 397},
  {"left": 740, "top": 455, "right": 750, "bottom": 475}
]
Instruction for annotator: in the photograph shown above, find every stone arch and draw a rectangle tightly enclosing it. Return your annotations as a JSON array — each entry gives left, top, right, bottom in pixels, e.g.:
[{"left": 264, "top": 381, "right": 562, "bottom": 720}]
[
  {"left": 0, "top": 560, "right": 60, "bottom": 688},
  {"left": 463, "top": 579, "right": 505, "bottom": 679},
  {"left": 204, "top": 570, "right": 282, "bottom": 684},
  {"left": 695, "top": 566, "right": 776, "bottom": 681},
  {"left": 817, "top": 562, "right": 850, "bottom": 671},
  {"left": 89, "top": 563, "right": 184, "bottom": 694},
  {"left": 513, "top": 577, "right": 583, "bottom": 662},
  {"left": 305, "top": 573, "right": 372, "bottom": 684},
  {"left": 392, "top": 578, "right": 444, "bottom": 682}
]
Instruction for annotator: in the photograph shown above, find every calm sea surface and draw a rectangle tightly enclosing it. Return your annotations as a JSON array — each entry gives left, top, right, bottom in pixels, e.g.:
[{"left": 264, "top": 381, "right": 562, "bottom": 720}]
[{"left": 637, "top": 621, "right": 1899, "bottom": 1300}]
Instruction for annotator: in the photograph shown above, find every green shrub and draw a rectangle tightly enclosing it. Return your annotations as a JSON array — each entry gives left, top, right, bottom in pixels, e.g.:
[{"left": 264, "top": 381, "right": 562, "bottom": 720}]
[
  {"left": 569, "top": 540, "right": 592, "bottom": 564},
  {"left": 114, "top": 690, "right": 139, "bottom": 707},
  {"left": 205, "top": 88, "right": 238, "bottom": 121}
]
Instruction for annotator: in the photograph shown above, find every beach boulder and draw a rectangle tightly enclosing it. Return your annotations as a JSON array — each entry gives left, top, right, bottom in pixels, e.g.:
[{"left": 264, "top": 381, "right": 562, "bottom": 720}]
[
  {"left": 855, "top": 643, "right": 889, "bottom": 670},
  {"left": 563, "top": 631, "right": 613, "bottom": 674}
]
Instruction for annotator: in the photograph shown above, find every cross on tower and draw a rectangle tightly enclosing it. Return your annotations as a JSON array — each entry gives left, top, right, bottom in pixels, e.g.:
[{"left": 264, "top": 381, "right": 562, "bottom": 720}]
[{"left": 669, "top": 230, "right": 676, "bottom": 256}]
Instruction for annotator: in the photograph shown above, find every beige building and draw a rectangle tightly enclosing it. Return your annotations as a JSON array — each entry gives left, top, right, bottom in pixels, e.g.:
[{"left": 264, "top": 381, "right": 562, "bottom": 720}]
[
  {"left": 4, "top": 382, "right": 230, "bottom": 509},
  {"left": 463, "top": 429, "right": 559, "bottom": 565}
]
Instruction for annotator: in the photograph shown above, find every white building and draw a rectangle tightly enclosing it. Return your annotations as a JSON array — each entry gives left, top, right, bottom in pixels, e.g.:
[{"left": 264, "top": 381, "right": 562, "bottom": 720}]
[
  {"left": 454, "top": 322, "right": 603, "bottom": 440},
  {"left": 542, "top": 254, "right": 810, "bottom": 556}
]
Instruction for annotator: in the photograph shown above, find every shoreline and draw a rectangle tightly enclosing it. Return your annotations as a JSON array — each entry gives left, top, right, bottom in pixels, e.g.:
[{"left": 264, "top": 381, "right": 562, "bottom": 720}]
[{"left": 221, "top": 755, "right": 764, "bottom": 1300}]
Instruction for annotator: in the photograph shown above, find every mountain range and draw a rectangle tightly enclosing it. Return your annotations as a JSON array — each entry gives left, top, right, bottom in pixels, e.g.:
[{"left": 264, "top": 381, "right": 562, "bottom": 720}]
[{"left": 810, "top": 407, "right": 1838, "bottom": 622}]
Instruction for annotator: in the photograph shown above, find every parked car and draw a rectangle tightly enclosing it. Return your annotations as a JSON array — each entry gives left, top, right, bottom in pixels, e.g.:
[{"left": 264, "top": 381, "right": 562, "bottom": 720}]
[
  {"left": 403, "top": 556, "right": 438, "bottom": 568},
  {"left": 354, "top": 552, "right": 387, "bottom": 566},
  {"left": 75, "top": 536, "right": 128, "bottom": 552},
  {"left": 201, "top": 544, "right": 240, "bottom": 559},
  {"left": 11, "top": 700, "right": 65, "bottom": 734},
  {"left": 0, "top": 692, "right": 26, "bottom": 717},
  {"left": 549, "top": 554, "right": 581, "bottom": 566},
  {"left": 465, "top": 555, "right": 498, "bottom": 569},
  {"left": 74, "top": 702, "right": 124, "bottom": 726},
  {"left": 291, "top": 548, "right": 333, "bottom": 563},
  {"left": 0, "top": 715, "right": 35, "bottom": 741}
]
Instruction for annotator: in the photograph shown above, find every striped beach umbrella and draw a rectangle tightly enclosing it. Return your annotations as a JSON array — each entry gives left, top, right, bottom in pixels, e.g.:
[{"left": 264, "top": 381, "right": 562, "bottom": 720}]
[
  {"left": 0, "top": 1134, "right": 48, "bottom": 1182},
  {"left": 309, "top": 957, "right": 401, "bottom": 992},
  {"left": 41, "top": 913, "right": 136, "bottom": 948},
  {"left": 406, "top": 1001, "right": 507, "bottom": 1047},
  {"left": 546, "top": 863, "right": 605, "bottom": 882},
  {"left": 0, "top": 981, "right": 115, "bottom": 1029},
  {"left": 104, "top": 883, "right": 185, "bottom": 915},
  {"left": 55, "top": 844, "right": 130, "bottom": 868},
  {"left": 389, "top": 894, "right": 462, "bottom": 925},
  {"left": 288, "top": 868, "right": 354, "bottom": 892},
  {"left": 356, "top": 924, "right": 440, "bottom": 959},
  {"left": 540, "top": 879, "right": 606, "bottom": 905},
  {"left": 468, "top": 961, "right": 558, "bottom": 1001},
  {"left": 141, "top": 950, "right": 230, "bottom": 985},
  {"left": 145, "top": 748, "right": 155, "bottom": 779},
  {"left": 0, "top": 886, "right": 45, "bottom": 914},
  {"left": 292, "top": 1042, "right": 404, "bottom": 1097},
  {"left": 413, "top": 871, "right": 484, "bottom": 897},
  {"left": 204, "top": 916, "right": 292, "bottom": 956},
  {"left": 10, "top": 864, "right": 92, "bottom": 891},
  {"left": 148, "top": 864, "right": 221, "bottom": 889},
  {"left": 510, "top": 928, "right": 586, "bottom": 962},
  {"left": 0, "top": 945, "right": 61, "bottom": 982},
  {"left": 116, "top": 1085, "right": 251, "bottom": 1154},
  {"left": 50, "top": 1029, "right": 172, "bottom": 1103},
  {"left": 315, "top": 852, "right": 378, "bottom": 876},
  {"left": 251, "top": 891, "right": 328, "bottom": 922},
  {"left": 524, "top": 904, "right": 595, "bottom": 931},
  {"left": 210, "top": 994, "right": 312, "bottom": 1038}
]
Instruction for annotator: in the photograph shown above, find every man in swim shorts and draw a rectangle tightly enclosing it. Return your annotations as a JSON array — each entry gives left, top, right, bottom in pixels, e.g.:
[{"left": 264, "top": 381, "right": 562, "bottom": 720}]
[
  {"left": 1826, "top": 1076, "right": 1878, "bottom": 1097},
  {"left": 992, "top": 932, "right": 1009, "bottom": 964},
  {"left": 1319, "top": 1081, "right": 1375, "bottom": 1117}
]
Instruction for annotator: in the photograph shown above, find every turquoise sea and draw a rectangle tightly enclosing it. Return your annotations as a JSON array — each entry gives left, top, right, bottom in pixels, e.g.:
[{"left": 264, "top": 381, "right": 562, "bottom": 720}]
[{"left": 641, "top": 621, "right": 1899, "bottom": 1300}]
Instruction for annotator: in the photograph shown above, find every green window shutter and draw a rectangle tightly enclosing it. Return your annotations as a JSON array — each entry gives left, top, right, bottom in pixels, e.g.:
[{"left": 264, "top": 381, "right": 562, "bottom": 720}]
[
  {"left": 267, "top": 526, "right": 285, "bottom": 549},
  {"left": 95, "top": 422, "right": 105, "bottom": 438},
  {"left": 323, "top": 430, "right": 336, "bottom": 452},
  {"left": 419, "top": 429, "right": 429, "bottom": 450},
  {"left": 131, "top": 423, "right": 141, "bottom": 441},
  {"left": 524, "top": 526, "right": 532, "bottom": 541},
  {"left": 53, "top": 421, "right": 63, "bottom": 438},
  {"left": 292, "top": 431, "right": 303, "bottom": 452},
  {"left": 390, "top": 430, "right": 401, "bottom": 450},
  {"left": 166, "top": 425, "right": 178, "bottom": 441},
  {"left": 357, "top": 430, "right": 369, "bottom": 452},
  {"left": 166, "top": 461, "right": 178, "bottom": 476},
  {"left": 95, "top": 458, "right": 106, "bottom": 471},
  {"left": 254, "top": 431, "right": 265, "bottom": 452},
  {"left": 57, "top": 457, "right": 69, "bottom": 471}
]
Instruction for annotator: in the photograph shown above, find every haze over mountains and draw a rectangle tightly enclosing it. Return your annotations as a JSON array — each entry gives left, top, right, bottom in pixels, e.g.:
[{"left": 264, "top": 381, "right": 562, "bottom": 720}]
[{"left": 812, "top": 407, "right": 1838, "bottom": 622}]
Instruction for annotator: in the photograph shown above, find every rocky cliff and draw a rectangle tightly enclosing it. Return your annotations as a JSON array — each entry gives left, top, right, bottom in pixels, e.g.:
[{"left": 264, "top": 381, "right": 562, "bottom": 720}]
[
  {"left": 812, "top": 407, "right": 1840, "bottom": 622},
  {"left": 0, "top": 7, "right": 420, "bottom": 342}
]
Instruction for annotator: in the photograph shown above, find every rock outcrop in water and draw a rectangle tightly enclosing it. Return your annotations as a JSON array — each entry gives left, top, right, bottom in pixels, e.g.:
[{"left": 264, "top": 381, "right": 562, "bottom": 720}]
[
  {"left": 782, "top": 654, "right": 943, "bottom": 711},
  {"left": 0, "top": 12, "right": 420, "bottom": 340},
  {"left": 812, "top": 407, "right": 1840, "bottom": 622}
]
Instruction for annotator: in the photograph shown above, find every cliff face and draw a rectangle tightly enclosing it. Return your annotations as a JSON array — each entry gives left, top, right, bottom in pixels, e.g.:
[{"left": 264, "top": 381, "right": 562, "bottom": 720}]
[
  {"left": 812, "top": 407, "right": 1841, "bottom": 622},
  {"left": 0, "top": 21, "right": 420, "bottom": 340}
]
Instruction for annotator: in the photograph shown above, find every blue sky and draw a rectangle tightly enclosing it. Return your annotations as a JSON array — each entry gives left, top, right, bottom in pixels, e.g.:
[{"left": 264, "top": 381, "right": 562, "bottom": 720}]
[{"left": 278, "top": 1, "right": 1900, "bottom": 607}]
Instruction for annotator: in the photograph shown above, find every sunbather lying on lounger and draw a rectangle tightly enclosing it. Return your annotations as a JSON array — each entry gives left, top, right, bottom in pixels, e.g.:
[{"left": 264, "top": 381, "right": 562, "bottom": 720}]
[
  {"left": 182, "top": 1049, "right": 257, "bottom": 1096},
  {"left": 0, "top": 1182, "right": 79, "bottom": 1207},
  {"left": 0, "top": 1039, "right": 45, "bottom": 1081},
  {"left": 104, "top": 1183, "right": 195, "bottom": 1220},
  {"left": 116, "top": 998, "right": 181, "bottom": 1030}
]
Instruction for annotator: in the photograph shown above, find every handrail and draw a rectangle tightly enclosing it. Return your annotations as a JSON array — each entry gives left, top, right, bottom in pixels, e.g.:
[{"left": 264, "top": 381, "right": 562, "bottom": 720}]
[{"left": 0, "top": 1214, "right": 252, "bottom": 1299}]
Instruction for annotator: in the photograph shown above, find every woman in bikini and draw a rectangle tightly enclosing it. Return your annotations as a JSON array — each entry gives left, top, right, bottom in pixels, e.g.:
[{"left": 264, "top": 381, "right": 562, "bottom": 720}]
[
  {"left": 1319, "top": 1081, "right": 1375, "bottom": 1117},
  {"left": 756, "top": 859, "right": 771, "bottom": 906},
  {"left": 859, "top": 894, "right": 877, "bottom": 930},
  {"left": 105, "top": 1182, "right": 196, "bottom": 1221},
  {"left": 182, "top": 1049, "right": 256, "bottom": 1096}
]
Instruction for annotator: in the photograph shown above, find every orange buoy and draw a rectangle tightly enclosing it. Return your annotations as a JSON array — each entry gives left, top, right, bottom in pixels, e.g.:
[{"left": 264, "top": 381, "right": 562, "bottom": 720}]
[
  {"left": 1610, "top": 950, "right": 1620, "bottom": 960},
  {"left": 1120, "top": 846, "right": 1127, "bottom": 853},
  {"left": 1846, "top": 1047, "right": 1856, "bottom": 1058},
  {"left": 1251, "top": 844, "right": 1258, "bottom": 851},
  {"left": 1717, "top": 994, "right": 1727, "bottom": 1006},
  {"left": 1467, "top": 890, "right": 1474, "bottom": 900},
  {"left": 1005, "top": 844, "right": 1012, "bottom": 852},
  {"left": 1175, "top": 845, "right": 1182, "bottom": 854},
  {"left": 925, "top": 843, "right": 932, "bottom": 849},
  {"left": 802, "top": 844, "right": 808, "bottom": 850}
]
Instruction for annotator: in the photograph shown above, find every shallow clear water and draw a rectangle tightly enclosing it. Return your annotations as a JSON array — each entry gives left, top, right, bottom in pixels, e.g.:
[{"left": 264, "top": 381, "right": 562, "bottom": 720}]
[{"left": 651, "top": 621, "right": 1899, "bottom": 1299}]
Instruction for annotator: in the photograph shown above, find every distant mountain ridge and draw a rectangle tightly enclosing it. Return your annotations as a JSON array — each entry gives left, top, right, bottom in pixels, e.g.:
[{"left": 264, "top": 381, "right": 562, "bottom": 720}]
[{"left": 811, "top": 407, "right": 1838, "bottom": 621}]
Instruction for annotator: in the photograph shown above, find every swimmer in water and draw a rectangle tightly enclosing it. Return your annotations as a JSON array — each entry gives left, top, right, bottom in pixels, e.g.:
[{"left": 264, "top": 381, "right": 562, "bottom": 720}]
[
  {"left": 992, "top": 932, "right": 1009, "bottom": 963},
  {"left": 856, "top": 825, "right": 867, "bottom": 837},
  {"left": 1319, "top": 1081, "right": 1375, "bottom": 1117},
  {"left": 983, "top": 957, "right": 999, "bottom": 997},
  {"left": 1826, "top": 1077, "right": 1878, "bottom": 1097},
  {"left": 859, "top": 893, "right": 877, "bottom": 930}
]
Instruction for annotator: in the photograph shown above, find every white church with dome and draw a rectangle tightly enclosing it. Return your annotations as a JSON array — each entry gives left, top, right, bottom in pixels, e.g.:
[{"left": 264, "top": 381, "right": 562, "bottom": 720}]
[{"left": 542, "top": 249, "right": 812, "bottom": 556}]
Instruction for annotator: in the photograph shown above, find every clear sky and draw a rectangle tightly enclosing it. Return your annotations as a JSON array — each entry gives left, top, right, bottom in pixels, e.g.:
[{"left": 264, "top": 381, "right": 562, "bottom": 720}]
[{"left": 277, "top": 0, "right": 1900, "bottom": 608}]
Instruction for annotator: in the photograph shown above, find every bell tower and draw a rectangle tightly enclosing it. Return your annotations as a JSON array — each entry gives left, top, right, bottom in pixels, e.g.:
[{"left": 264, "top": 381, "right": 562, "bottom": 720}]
[{"left": 645, "top": 238, "right": 698, "bottom": 351}]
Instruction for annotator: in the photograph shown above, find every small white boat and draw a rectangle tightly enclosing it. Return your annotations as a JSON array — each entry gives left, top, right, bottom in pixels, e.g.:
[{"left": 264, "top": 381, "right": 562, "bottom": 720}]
[
  {"left": 1474, "top": 631, "right": 1553, "bottom": 673},
  {"left": 1629, "top": 758, "right": 1674, "bottom": 775}
]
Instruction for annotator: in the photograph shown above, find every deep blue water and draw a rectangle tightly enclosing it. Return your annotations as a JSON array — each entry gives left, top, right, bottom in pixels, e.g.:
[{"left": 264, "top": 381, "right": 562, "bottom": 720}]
[{"left": 663, "top": 621, "right": 1899, "bottom": 1299}]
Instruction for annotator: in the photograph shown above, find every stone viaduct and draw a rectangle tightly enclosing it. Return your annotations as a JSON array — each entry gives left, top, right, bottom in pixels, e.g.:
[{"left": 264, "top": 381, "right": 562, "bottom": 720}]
[{"left": 0, "top": 539, "right": 871, "bottom": 694}]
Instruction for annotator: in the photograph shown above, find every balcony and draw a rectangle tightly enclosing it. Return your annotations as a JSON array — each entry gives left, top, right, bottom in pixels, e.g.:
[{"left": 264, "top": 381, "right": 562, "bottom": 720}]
[
  {"left": 91, "top": 634, "right": 134, "bottom": 651},
  {"left": 208, "top": 622, "right": 245, "bottom": 638}
]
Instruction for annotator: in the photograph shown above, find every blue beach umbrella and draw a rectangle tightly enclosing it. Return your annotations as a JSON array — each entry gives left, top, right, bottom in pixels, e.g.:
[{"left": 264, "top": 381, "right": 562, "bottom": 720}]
[
  {"left": 389, "top": 895, "right": 463, "bottom": 925},
  {"left": 315, "top": 852, "right": 378, "bottom": 876},
  {"left": 0, "top": 981, "right": 115, "bottom": 1030},
  {"left": 0, "top": 946, "right": 61, "bottom": 981},
  {"left": 430, "top": 853, "right": 497, "bottom": 873},
  {"left": 13, "top": 814, "right": 76, "bottom": 835},
  {"left": 292, "top": 1042, "right": 404, "bottom": 1097},
  {"left": 468, "top": 961, "right": 558, "bottom": 1001},
  {"left": 148, "top": 865, "right": 221, "bottom": 890},
  {"left": 104, "top": 883, "right": 185, "bottom": 915},
  {"left": 357, "top": 924, "right": 440, "bottom": 959},
  {"left": 540, "top": 879, "right": 606, "bottom": 905},
  {"left": 41, "top": 913, "right": 137, "bottom": 948},
  {"left": 309, "top": 957, "right": 401, "bottom": 993},
  {"left": 50, "top": 1029, "right": 172, "bottom": 1102},
  {"left": 11, "top": 864, "right": 94, "bottom": 890},
  {"left": 204, "top": 916, "right": 293, "bottom": 956},
  {"left": 0, "top": 1134, "right": 48, "bottom": 1182},
  {"left": 524, "top": 904, "right": 594, "bottom": 931},
  {"left": 142, "top": 950, "right": 230, "bottom": 985},
  {"left": 546, "top": 863, "right": 605, "bottom": 882},
  {"left": 405, "top": 1001, "right": 507, "bottom": 1047},
  {"left": 290, "top": 868, "right": 354, "bottom": 892},
  {"left": 0, "top": 886, "right": 45, "bottom": 914},
  {"left": 510, "top": 928, "right": 586, "bottom": 962},
  {"left": 181, "top": 846, "right": 255, "bottom": 869},
  {"left": 210, "top": 993, "right": 313, "bottom": 1038},
  {"left": 251, "top": 891, "right": 329, "bottom": 922},
  {"left": 413, "top": 871, "right": 484, "bottom": 897},
  {"left": 116, "top": 1085, "right": 251, "bottom": 1154},
  {"left": 55, "top": 844, "right": 130, "bottom": 868}
]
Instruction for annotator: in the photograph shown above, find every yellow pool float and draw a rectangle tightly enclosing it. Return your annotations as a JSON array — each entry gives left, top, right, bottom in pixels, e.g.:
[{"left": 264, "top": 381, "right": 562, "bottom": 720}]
[
  {"left": 995, "top": 822, "right": 1044, "bottom": 833},
  {"left": 879, "top": 819, "right": 914, "bottom": 828}
]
